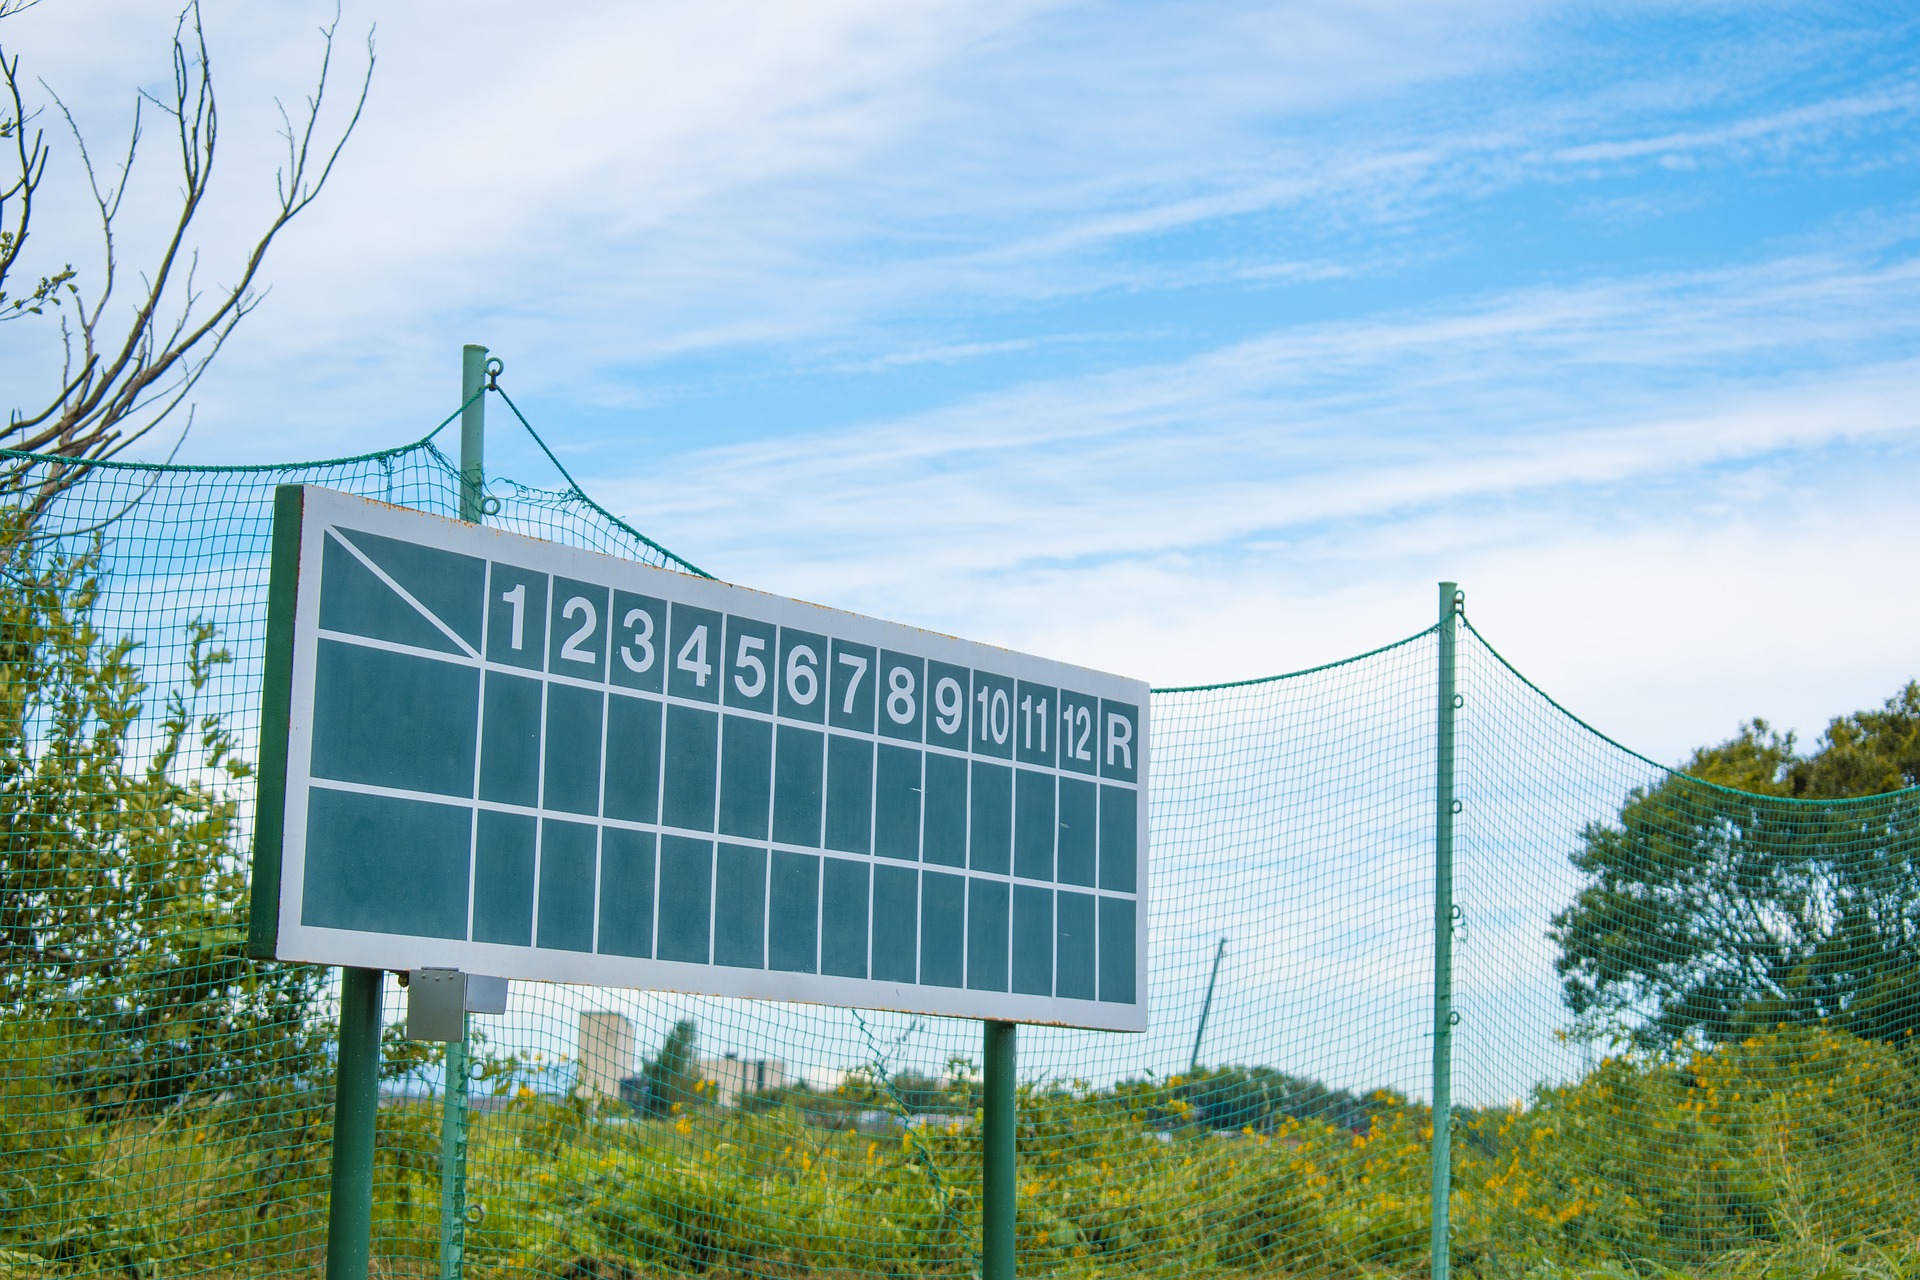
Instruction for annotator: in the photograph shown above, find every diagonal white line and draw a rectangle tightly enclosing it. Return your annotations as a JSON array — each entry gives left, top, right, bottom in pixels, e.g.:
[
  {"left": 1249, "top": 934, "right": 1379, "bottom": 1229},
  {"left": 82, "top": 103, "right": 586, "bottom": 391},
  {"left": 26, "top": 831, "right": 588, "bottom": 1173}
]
[{"left": 327, "top": 527, "right": 482, "bottom": 660}]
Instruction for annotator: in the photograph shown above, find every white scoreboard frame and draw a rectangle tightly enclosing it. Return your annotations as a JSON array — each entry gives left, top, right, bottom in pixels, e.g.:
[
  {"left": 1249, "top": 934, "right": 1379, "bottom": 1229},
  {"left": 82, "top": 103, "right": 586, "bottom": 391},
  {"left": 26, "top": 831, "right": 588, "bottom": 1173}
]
[{"left": 250, "top": 485, "right": 1150, "bottom": 1032}]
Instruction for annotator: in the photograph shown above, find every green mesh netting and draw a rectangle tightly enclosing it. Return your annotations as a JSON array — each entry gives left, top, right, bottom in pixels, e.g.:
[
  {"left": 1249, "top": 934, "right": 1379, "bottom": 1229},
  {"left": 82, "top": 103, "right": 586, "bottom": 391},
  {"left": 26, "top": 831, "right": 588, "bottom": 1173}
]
[{"left": 1, "top": 400, "right": 1916, "bottom": 1279}]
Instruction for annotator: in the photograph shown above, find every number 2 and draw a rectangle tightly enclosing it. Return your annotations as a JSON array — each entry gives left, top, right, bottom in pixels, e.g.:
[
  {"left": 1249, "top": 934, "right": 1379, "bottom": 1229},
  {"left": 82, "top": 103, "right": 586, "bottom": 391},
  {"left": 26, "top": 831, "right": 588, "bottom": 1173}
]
[{"left": 559, "top": 596, "right": 597, "bottom": 663}]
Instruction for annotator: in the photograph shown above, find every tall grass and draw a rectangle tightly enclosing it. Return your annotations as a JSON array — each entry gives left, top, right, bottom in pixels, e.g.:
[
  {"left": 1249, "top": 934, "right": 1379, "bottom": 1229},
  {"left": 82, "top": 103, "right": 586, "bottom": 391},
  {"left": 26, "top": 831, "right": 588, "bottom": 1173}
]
[{"left": 3, "top": 1027, "right": 1919, "bottom": 1278}]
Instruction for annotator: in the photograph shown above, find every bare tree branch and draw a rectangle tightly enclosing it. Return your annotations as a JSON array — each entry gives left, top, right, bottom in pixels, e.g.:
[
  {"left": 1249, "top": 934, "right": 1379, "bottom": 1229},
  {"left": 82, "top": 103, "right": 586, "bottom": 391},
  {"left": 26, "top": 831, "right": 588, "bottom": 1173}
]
[{"left": 0, "top": 1, "right": 375, "bottom": 511}]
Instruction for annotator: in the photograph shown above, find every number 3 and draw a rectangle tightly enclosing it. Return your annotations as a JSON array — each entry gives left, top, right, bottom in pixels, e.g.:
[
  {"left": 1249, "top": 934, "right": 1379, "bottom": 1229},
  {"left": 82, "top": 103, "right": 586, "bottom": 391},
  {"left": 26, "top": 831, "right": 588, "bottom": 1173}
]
[{"left": 620, "top": 607, "right": 655, "bottom": 673}]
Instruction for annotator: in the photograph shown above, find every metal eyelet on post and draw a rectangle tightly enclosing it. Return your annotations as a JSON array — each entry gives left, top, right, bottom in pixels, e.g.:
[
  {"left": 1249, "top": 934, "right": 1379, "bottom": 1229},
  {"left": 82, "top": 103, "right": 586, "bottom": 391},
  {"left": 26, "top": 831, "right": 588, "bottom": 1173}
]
[{"left": 479, "top": 494, "right": 503, "bottom": 517}]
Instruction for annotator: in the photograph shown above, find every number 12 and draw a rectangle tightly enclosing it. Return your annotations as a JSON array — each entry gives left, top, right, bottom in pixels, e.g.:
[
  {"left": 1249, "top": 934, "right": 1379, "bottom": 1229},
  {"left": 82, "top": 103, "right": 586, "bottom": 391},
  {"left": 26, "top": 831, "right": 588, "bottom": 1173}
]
[{"left": 1061, "top": 703, "right": 1093, "bottom": 762}]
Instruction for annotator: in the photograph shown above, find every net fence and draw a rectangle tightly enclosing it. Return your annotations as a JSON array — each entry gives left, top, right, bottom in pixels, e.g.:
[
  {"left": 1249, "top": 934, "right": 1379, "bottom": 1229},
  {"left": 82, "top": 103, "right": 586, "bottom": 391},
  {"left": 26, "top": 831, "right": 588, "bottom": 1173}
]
[{"left": 1, "top": 404, "right": 1916, "bottom": 1279}]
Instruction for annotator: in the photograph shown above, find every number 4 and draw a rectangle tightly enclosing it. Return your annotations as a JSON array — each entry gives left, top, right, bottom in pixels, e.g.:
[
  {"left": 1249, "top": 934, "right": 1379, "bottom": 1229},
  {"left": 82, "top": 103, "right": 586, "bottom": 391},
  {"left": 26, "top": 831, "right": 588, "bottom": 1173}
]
[{"left": 677, "top": 624, "right": 711, "bottom": 687}]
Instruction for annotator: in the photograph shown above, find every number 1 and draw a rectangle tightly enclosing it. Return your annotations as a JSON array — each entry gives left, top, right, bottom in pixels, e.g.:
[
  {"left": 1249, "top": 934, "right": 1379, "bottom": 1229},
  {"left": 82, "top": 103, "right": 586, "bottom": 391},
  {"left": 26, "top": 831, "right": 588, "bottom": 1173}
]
[{"left": 500, "top": 583, "right": 525, "bottom": 650}]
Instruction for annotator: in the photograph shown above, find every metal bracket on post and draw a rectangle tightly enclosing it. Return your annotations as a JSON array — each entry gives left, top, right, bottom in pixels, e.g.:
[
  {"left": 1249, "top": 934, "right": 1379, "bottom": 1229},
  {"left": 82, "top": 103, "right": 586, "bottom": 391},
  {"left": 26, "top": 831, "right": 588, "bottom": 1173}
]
[
  {"left": 982, "top": 1020, "right": 1016, "bottom": 1280},
  {"left": 1431, "top": 581, "right": 1460, "bottom": 1280},
  {"left": 402, "top": 966, "right": 507, "bottom": 1280}
]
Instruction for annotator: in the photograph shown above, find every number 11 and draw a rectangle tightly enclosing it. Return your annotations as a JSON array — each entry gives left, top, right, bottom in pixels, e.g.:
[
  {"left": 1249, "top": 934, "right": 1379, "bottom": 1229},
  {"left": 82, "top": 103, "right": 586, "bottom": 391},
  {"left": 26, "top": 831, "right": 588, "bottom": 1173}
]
[{"left": 1020, "top": 694, "right": 1048, "bottom": 753}]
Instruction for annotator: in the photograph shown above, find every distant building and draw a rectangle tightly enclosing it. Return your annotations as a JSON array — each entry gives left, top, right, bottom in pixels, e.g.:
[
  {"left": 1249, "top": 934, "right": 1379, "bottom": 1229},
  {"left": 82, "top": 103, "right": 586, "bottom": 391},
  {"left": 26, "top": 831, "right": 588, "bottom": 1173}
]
[
  {"left": 697, "top": 1052, "right": 788, "bottom": 1106},
  {"left": 576, "top": 1011, "right": 634, "bottom": 1098}
]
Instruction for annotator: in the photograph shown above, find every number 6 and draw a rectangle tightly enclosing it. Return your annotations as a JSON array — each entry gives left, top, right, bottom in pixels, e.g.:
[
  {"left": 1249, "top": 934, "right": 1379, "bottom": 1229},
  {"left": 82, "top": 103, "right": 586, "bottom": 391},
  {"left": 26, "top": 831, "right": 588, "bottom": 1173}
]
[{"left": 786, "top": 644, "right": 819, "bottom": 706}]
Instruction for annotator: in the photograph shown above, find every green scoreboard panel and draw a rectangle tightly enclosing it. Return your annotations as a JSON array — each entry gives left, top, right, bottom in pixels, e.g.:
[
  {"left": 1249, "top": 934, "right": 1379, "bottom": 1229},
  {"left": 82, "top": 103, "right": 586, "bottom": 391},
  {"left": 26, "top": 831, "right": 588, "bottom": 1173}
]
[{"left": 250, "top": 486, "right": 1149, "bottom": 1031}]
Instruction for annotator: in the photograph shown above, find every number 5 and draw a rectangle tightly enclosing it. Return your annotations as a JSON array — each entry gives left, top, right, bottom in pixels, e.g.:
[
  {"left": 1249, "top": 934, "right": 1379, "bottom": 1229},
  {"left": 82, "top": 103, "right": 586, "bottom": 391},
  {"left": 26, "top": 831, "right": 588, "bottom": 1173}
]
[{"left": 735, "top": 635, "right": 767, "bottom": 698}]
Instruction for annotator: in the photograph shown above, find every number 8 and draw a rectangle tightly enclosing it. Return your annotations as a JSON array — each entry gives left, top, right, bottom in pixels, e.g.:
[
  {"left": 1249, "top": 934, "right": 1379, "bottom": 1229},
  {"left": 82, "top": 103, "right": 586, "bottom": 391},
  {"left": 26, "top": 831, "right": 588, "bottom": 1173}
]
[{"left": 886, "top": 665, "right": 916, "bottom": 724}]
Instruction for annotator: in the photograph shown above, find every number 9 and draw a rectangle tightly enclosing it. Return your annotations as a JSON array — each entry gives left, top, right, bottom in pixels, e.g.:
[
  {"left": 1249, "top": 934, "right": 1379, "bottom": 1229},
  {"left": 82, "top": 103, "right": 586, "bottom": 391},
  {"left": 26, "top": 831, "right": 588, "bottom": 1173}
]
[
  {"left": 933, "top": 676, "right": 963, "bottom": 735},
  {"left": 886, "top": 665, "right": 916, "bottom": 724}
]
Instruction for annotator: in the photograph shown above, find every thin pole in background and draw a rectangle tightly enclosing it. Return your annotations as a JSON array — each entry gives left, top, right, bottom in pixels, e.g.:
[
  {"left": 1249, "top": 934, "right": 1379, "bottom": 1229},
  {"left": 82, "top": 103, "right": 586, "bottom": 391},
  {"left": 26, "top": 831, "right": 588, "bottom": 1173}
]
[
  {"left": 1431, "top": 581, "right": 1461, "bottom": 1280},
  {"left": 1189, "top": 937, "right": 1227, "bottom": 1075},
  {"left": 439, "top": 342, "right": 488, "bottom": 1280}
]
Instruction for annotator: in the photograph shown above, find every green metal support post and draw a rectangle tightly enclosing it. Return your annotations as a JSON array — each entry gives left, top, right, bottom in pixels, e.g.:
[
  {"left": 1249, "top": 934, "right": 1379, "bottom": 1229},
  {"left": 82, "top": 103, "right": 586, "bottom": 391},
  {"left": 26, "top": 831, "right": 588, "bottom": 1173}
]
[
  {"left": 326, "top": 967, "right": 384, "bottom": 1280},
  {"left": 459, "top": 344, "right": 487, "bottom": 524},
  {"left": 438, "top": 1012, "right": 471, "bottom": 1280},
  {"left": 1431, "top": 581, "right": 1460, "bottom": 1280},
  {"left": 438, "top": 343, "right": 488, "bottom": 1280},
  {"left": 982, "top": 1020, "right": 1017, "bottom": 1280}
]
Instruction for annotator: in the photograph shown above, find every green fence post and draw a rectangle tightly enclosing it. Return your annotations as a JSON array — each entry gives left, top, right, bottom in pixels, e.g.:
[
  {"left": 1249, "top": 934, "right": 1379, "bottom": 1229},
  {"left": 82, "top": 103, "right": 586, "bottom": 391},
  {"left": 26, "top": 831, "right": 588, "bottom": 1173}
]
[
  {"left": 438, "top": 342, "right": 488, "bottom": 1280},
  {"left": 438, "top": 1012, "right": 471, "bottom": 1280},
  {"left": 1431, "top": 581, "right": 1460, "bottom": 1280},
  {"left": 982, "top": 1019, "right": 1017, "bottom": 1280},
  {"left": 459, "top": 344, "right": 488, "bottom": 524},
  {"left": 326, "top": 966, "right": 384, "bottom": 1280}
]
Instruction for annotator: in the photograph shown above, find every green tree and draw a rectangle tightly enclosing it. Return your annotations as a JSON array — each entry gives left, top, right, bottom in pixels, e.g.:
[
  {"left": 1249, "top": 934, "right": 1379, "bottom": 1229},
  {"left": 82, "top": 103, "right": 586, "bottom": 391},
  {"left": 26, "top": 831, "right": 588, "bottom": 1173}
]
[
  {"left": 634, "top": 1019, "right": 701, "bottom": 1117},
  {"left": 0, "top": 516, "right": 327, "bottom": 1115},
  {"left": 1551, "top": 683, "right": 1920, "bottom": 1051}
]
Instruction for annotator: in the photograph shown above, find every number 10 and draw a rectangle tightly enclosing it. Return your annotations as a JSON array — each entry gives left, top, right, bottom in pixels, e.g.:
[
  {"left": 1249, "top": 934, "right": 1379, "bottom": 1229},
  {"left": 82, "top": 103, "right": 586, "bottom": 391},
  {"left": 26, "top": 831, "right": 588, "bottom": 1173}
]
[{"left": 975, "top": 685, "right": 1010, "bottom": 745}]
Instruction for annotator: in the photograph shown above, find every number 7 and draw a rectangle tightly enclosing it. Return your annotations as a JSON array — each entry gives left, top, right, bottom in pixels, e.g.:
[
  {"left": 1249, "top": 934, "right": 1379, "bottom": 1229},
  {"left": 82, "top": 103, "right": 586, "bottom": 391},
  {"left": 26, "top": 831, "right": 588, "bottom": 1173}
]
[{"left": 838, "top": 652, "right": 868, "bottom": 714}]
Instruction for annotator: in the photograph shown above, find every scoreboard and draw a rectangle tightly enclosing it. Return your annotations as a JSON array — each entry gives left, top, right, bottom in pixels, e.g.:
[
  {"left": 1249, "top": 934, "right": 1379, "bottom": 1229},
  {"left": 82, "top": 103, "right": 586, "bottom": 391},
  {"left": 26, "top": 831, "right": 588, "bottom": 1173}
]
[{"left": 250, "top": 486, "right": 1149, "bottom": 1031}]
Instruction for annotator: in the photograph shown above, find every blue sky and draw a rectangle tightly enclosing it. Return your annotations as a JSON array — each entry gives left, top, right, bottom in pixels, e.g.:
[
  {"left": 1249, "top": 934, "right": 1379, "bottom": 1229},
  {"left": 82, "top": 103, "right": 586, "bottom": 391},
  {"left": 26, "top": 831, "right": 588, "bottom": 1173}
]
[{"left": 9, "top": 0, "right": 1919, "bottom": 763}]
